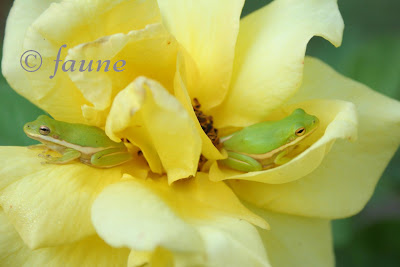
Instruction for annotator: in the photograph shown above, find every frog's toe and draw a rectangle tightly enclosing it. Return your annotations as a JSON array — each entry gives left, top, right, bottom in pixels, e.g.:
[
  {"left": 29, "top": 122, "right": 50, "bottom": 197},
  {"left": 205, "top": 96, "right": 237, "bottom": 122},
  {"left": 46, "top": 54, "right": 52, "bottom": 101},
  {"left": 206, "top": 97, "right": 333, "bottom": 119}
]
[{"left": 38, "top": 153, "right": 51, "bottom": 159}]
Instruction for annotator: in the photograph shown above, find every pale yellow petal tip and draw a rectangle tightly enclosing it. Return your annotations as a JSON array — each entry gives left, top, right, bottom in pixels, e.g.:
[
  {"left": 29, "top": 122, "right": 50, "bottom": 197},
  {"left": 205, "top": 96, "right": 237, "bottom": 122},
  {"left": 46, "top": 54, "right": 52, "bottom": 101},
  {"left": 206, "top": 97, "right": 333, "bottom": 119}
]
[{"left": 256, "top": 217, "right": 270, "bottom": 231}]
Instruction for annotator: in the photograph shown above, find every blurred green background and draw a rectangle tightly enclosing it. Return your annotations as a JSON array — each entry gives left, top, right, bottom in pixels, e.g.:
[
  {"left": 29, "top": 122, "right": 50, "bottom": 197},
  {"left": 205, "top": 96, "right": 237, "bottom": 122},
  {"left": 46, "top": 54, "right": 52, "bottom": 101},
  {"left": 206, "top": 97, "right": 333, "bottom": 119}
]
[{"left": 0, "top": 0, "right": 399, "bottom": 266}]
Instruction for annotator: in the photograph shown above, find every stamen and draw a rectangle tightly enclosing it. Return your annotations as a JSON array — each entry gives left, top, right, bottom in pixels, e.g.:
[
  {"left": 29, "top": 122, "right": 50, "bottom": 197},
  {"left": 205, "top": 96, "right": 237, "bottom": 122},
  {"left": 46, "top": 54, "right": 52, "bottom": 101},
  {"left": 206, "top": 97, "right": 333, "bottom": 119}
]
[
  {"left": 193, "top": 98, "right": 220, "bottom": 147},
  {"left": 193, "top": 98, "right": 220, "bottom": 171}
]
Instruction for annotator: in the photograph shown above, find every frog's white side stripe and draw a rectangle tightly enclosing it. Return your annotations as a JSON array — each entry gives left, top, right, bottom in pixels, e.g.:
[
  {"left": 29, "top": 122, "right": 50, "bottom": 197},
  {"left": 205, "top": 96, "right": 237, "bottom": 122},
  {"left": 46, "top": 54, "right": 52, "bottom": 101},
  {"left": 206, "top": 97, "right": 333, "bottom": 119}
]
[{"left": 25, "top": 133, "right": 114, "bottom": 155}]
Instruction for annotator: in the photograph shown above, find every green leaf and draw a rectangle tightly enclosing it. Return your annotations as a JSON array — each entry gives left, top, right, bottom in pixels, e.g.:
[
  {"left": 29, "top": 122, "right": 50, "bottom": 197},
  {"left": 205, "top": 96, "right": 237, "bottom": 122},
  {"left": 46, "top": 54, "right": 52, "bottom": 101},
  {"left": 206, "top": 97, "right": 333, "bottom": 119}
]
[
  {"left": 0, "top": 52, "right": 45, "bottom": 146},
  {"left": 344, "top": 37, "right": 400, "bottom": 101}
]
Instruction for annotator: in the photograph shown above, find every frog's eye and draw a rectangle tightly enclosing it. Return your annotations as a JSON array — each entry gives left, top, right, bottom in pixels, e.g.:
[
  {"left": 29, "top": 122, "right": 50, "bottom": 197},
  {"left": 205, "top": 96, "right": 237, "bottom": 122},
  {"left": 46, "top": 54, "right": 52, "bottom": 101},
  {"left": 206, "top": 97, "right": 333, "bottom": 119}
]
[
  {"left": 39, "top": 125, "right": 51, "bottom": 135},
  {"left": 295, "top": 127, "right": 305, "bottom": 136}
]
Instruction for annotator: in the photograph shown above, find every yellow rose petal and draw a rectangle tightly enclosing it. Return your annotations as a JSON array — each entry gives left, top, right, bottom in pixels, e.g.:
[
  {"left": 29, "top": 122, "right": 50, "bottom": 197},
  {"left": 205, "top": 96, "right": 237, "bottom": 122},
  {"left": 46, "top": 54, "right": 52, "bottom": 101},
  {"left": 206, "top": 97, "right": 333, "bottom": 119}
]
[
  {"left": 128, "top": 247, "right": 208, "bottom": 267},
  {"left": 28, "top": 0, "right": 160, "bottom": 47},
  {"left": 129, "top": 219, "right": 271, "bottom": 267},
  {"left": 248, "top": 204, "right": 334, "bottom": 267},
  {"left": 92, "top": 174, "right": 270, "bottom": 266},
  {"left": 128, "top": 248, "right": 203, "bottom": 267},
  {"left": 106, "top": 76, "right": 202, "bottom": 183},
  {"left": 91, "top": 177, "right": 204, "bottom": 252},
  {"left": 3, "top": 0, "right": 161, "bottom": 123},
  {"left": 129, "top": 248, "right": 174, "bottom": 267},
  {"left": 1, "top": 0, "right": 52, "bottom": 103},
  {"left": 174, "top": 51, "right": 224, "bottom": 160},
  {"left": 0, "top": 209, "right": 129, "bottom": 267},
  {"left": 92, "top": 173, "right": 268, "bottom": 233},
  {"left": 214, "top": 0, "right": 344, "bottom": 127},
  {"left": 192, "top": 217, "right": 270, "bottom": 267},
  {"left": 132, "top": 172, "right": 268, "bottom": 229},
  {"left": 230, "top": 57, "right": 400, "bottom": 218},
  {"left": 0, "top": 146, "right": 139, "bottom": 249},
  {"left": 157, "top": 0, "right": 245, "bottom": 111},
  {"left": 1, "top": 0, "right": 88, "bottom": 123},
  {"left": 210, "top": 99, "right": 357, "bottom": 184},
  {"left": 67, "top": 23, "right": 179, "bottom": 126}
]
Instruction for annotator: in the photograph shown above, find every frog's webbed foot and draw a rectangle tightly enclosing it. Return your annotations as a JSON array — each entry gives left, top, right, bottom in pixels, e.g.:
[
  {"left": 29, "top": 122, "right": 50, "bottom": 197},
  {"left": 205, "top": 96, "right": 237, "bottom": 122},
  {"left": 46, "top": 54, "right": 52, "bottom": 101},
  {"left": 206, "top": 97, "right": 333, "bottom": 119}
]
[
  {"left": 28, "top": 144, "right": 49, "bottom": 151},
  {"left": 39, "top": 148, "right": 81, "bottom": 165},
  {"left": 39, "top": 153, "right": 59, "bottom": 165},
  {"left": 38, "top": 153, "right": 52, "bottom": 159}
]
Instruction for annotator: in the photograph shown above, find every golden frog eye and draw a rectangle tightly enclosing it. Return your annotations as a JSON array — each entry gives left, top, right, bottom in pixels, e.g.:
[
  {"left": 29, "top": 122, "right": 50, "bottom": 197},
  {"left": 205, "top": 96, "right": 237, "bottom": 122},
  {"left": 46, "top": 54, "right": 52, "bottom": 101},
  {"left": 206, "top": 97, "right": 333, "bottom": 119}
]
[
  {"left": 39, "top": 125, "right": 51, "bottom": 135},
  {"left": 295, "top": 127, "right": 305, "bottom": 136}
]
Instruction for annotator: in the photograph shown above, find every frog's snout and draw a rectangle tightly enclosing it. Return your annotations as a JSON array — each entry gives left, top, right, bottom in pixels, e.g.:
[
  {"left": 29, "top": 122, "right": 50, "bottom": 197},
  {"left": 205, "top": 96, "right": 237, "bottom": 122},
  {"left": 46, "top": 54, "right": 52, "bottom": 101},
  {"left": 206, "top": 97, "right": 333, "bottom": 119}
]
[
  {"left": 23, "top": 123, "right": 32, "bottom": 133},
  {"left": 313, "top": 117, "right": 320, "bottom": 126}
]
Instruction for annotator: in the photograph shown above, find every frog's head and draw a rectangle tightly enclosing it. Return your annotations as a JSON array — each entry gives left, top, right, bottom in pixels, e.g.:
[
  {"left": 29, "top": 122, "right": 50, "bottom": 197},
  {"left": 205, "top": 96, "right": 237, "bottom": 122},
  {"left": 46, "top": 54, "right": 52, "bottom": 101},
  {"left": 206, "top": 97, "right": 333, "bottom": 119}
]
[
  {"left": 285, "top": 108, "right": 319, "bottom": 143},
  {"left": 24, "top": 115, "right": 61, "bottom": 140}
]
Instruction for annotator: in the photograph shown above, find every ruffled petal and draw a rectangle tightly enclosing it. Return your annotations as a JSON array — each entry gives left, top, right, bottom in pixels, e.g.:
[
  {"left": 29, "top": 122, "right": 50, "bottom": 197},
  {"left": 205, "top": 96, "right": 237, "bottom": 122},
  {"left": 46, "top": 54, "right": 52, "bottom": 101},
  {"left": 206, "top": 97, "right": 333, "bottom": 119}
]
[
  {"left": 92, "top": 174, "right": 269, "bottom": 266},
  {"left": 248, "top": 204, "right": 334, "bottom": 267},
  {"left": 157, "top": 0, "right": 245, "bottom": 110},
  {"left": 1, "top": 0, "right": 54, "bottom": 106},
  {"left": 174, "top": 51, "right": 224, "bottom": 160},
  {"left": 128, "top": 248, "right": 204, "bottom": 267},
  {"left": 214, "top": 0, "right": 344, "bottom": 127},
  {"left": 192, "top": 217, "right": 270, "bottom": 267},
  {"left": 210, "top": 99, "right": 357, "bottom": 183},
  {"left": 91, "top": 176, "right": 204, "bottom": 252},
  {"left": 0, "top": 146, "right": 147, "bottom": 249},
  {"left": 230, "top": 57, "right": 400, "bottom": 218},
  {"left": 0, "top": 209, "right": 129, "bottom": 267},
  {"left": 106, "top": 76, "right": 202, "bottom": 183},
  {"left": 127, "top": 218, "right": 271, "bottom": 267},
  {"left": 2, "top": 0, "right": 161, "bottom": 123},
  {"left": 91, "top": 173, "right": 267, "bottom": 249},
  {"left": 67, "top": 23, "right": 179, "bottom": 126}
]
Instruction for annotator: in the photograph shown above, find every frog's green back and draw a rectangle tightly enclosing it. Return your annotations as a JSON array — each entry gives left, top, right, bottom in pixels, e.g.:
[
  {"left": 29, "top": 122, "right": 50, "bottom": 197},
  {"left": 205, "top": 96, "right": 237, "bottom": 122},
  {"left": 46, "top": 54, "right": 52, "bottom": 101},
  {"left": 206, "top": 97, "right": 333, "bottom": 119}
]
[
  {"left": 222, "top": 109, "right": 318, "bottom": 154},
  {"left": 223, "top": 120, "right": 294, "bottom": 153},
  {"left": 36, "top": 115, "right": 123, "bottom": 148}
]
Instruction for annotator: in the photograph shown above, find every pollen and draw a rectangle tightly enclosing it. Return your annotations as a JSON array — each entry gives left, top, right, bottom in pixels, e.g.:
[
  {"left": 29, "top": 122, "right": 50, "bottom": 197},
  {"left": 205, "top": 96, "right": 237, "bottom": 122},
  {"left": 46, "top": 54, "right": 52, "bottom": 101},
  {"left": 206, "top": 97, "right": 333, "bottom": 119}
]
[
  {"left": 193, "top": 98, "right": 220, "bottom": 147},
  {"left": 193, "top": 98, "right": 220, "bottom": 171}
]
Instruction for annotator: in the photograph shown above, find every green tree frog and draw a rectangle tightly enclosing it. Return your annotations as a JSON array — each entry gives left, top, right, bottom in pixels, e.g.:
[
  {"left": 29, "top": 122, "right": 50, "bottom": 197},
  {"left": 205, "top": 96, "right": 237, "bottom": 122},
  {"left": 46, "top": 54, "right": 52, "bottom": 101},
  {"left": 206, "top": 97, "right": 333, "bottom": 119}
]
[
  {"left": 220, "top": 108, "right": 319, "bottom": 172},
  {"left": 24, "top": 115, "right": 132, "bottom": 168}
]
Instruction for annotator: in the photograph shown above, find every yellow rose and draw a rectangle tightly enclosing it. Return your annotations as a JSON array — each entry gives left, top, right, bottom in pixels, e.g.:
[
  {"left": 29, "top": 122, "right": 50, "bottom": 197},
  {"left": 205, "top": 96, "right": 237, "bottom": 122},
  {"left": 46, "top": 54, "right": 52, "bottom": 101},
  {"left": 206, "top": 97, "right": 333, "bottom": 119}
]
[{"left": 1, "top": 0, "right": 399, "bottom": 266}]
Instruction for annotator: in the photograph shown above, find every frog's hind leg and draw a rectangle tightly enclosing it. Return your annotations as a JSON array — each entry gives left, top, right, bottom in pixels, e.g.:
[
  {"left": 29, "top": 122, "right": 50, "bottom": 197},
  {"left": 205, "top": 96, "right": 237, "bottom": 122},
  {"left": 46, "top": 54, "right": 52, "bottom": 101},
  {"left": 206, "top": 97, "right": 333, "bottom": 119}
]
[
  {"left": 40, "top": 148, "right": 81, "bottom": 165},
  {"left": 221, "top": 151, "right": 262, "bottom": 172},
  {"left": 91, "top": 148, "right": 133, "bottom": 168},
  {"left": 274, "top": 150, "right": 291, "bottom": 165}
]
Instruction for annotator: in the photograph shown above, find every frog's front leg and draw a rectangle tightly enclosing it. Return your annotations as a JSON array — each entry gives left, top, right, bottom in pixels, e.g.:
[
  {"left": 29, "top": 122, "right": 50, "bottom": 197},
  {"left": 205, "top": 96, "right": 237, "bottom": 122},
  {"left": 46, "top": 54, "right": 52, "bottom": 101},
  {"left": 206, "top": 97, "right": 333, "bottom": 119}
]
[
  {"left": 40, "top": 148, "right": 81, "bottom": 165},
  {"left": 28, "top": 144, "right": 48, "bottom": 151},
  {"left": 91, "top": 148, "right": 133, "bottom": 168},
  {"left": 29, "top": 144, "right": 51, "bottom": 157},
  {"left": 221, "top": 151, "right": 262, "bottom": 172}
]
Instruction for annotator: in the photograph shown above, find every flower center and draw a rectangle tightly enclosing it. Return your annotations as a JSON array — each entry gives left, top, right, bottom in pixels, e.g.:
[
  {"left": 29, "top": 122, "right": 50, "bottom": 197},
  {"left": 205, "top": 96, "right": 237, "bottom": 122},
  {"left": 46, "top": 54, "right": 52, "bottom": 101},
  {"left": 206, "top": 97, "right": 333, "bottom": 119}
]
[
  {"left": 193, "top": 98, "right": 220, "bottom": 170},
  {"left": 193, "top": 98, "right": 220, "bottom": 146}
]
